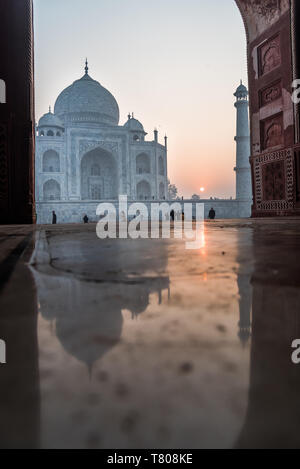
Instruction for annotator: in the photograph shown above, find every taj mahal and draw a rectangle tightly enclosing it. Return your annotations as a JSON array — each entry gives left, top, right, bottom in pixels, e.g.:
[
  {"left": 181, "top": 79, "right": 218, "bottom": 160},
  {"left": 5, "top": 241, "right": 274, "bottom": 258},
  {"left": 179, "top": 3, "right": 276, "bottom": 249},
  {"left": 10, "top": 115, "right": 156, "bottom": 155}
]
[
  {"left": 35, "top": 61, "right": 168, "bottom": 224},
  {"left": 35, "top": 61, "right": 252, "bottom": 223}
]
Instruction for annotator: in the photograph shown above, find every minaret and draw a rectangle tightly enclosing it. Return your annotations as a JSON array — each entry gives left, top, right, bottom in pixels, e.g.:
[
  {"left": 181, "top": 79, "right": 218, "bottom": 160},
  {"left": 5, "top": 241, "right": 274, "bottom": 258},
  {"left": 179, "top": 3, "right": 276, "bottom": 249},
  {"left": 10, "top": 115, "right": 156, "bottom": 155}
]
[
  {"left": 234, "top": 81, "right": 252, "bottom": 201},
  {"left": 236, "top": 230, "right": 253, "bottom": 347}
]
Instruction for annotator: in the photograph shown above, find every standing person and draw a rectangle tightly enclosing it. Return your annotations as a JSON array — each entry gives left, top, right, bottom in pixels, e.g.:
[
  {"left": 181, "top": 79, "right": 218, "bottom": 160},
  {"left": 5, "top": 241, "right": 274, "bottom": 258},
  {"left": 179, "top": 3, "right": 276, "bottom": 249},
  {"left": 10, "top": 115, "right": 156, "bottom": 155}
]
[
  {"left": 52, "top": 211, "right": 57, "bottom": 225},
  {"left": 208, "top": 207, "right": 216, "bottom": 220},
  {"left": 83, "top": 214, "right": 89, "bottom": 224}
]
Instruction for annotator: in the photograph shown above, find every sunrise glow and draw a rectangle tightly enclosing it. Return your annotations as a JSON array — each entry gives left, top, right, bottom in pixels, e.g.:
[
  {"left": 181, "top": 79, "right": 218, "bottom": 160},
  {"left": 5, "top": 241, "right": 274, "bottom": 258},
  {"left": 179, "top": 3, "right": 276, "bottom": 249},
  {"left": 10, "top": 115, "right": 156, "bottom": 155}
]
[{"left": 34, "top": 0, "right": 247, "bottom": 199}]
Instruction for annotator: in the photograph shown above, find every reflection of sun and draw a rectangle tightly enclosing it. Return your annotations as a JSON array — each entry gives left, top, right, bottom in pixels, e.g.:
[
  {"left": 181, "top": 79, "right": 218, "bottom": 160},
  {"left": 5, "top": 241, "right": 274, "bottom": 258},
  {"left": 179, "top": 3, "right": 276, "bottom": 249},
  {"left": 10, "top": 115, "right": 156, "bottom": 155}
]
[
  {"left": 199, "top": 229, "right": 206, "bottom": 255},
  {"left": 201, "top": 230, "right": 206, "bottom": 248}
]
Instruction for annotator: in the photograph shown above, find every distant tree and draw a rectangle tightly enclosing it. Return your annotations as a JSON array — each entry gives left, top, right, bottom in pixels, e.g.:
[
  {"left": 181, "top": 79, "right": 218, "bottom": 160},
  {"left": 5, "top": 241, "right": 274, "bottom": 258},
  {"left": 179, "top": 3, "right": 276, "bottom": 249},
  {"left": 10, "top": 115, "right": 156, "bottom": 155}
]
[
  {"left": 168, "top": 180, "right": 178, "bottom": 200},
  {"left": 191, "top": 194, "right": 200, "bottom": 201}
]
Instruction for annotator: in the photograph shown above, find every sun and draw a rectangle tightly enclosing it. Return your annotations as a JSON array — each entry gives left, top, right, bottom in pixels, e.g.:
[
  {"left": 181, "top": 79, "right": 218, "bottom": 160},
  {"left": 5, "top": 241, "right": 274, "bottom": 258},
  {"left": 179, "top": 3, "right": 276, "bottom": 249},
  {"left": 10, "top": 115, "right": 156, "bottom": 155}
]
[{"left": 200, "top": 187, "right": 205, "bottom": 193}]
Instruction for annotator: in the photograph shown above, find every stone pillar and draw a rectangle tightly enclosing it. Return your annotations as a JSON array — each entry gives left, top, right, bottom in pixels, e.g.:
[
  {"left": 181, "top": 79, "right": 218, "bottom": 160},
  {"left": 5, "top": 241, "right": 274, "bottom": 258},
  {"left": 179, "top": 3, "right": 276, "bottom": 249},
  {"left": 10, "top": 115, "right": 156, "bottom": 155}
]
[
  {"left": 234, "top": 83, "right": 252, "bottom": 202},
  {"left": 0, "top": 0, "right": 36, "bottom": 224}
]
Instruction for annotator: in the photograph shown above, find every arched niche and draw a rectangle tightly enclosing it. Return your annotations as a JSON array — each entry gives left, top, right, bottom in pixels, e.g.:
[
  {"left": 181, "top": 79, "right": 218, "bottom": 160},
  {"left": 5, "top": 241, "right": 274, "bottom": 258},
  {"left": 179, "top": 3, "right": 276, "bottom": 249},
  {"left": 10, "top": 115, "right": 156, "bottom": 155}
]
[
  {"left": 137, "top": 180, "right": 151, "bottom": 200},
  {"left": 158, "top": 156, "right": 165, "bottom": 176},
  {"left": 81, "top": 147, "right": 118, "bottom": 200},
  {"left": 43, "top": 179, "right": 61, "bottom": 201},
  {"left": 136, "top": 153, "right": 151, "bottom": 175},
  {"left": 43, "top": 150, "right": 60, "bottom": 172},
  {"left": 159, "top": 182, "right": 165, "bottom": 199}
]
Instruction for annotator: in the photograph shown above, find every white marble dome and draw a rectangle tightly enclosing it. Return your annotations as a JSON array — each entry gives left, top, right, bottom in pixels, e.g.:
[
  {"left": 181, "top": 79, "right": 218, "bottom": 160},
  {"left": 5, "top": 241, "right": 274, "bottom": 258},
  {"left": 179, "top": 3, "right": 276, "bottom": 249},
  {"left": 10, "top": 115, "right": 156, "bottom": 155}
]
[
  {"left": 39, "top": 110, "right": 64, "bottom": 129},
  {"left": 54, "top": 72, "right": 120, "bottom": 126},
  {"left": 234, "top": 81, "right": 248, "bottom": 98},
  {"left": 124, "top": 116, "right": 145, "bottom": 132}
]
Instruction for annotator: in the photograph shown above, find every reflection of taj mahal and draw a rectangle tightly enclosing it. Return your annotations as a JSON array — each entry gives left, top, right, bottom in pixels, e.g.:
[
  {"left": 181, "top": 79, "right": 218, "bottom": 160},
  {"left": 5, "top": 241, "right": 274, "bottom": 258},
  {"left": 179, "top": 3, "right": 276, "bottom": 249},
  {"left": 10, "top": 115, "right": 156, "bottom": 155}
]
[{"left": 35, "top": 61, "right": 168, "bottom": 224}]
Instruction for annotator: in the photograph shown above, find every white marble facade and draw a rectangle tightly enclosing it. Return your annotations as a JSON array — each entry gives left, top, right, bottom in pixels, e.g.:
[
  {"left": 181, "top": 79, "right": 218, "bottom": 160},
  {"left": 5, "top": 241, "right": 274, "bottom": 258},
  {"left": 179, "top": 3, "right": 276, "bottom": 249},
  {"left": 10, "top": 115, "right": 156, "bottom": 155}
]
[
  {"left": 35, "top": 62, "right": 168, "bottom": 224},
  {"left": 36, "top": 71, "right": 252, "bottom": 224}
]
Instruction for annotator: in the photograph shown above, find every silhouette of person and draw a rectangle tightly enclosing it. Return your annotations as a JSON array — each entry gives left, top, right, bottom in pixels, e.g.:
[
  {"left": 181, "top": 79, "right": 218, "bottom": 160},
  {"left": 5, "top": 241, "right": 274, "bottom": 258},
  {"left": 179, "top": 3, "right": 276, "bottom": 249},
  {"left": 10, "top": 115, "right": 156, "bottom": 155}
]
[
  {"left": 170, "top": 210, "right": 175, "bottom": 221},
  {"left": 83, "top": 214, "right": 89, "bottom": 224},
  {"left": 209, "top": 208, "right": 216, "bottom": 220},
  {"left": 52, "top": 211, "right": 57, "bottom": 224}
]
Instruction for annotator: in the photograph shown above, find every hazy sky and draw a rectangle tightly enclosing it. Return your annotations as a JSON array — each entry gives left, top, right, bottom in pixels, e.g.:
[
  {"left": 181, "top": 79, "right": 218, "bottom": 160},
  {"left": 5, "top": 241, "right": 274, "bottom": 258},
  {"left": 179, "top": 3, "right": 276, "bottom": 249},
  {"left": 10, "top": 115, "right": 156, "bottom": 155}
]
[{"left": 34, "top": 0, "right": 247, "bottom": 199}]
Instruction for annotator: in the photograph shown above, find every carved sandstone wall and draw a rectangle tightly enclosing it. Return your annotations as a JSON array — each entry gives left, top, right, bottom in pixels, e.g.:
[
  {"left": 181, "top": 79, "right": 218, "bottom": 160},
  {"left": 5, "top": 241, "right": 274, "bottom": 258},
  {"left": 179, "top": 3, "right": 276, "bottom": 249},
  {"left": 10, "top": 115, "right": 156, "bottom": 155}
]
[
  {"left": 235, "top": 0, "right": 299, "bottom": 216},
  {"left": 236, "top": 0, "right": 290, "bottom": 41}
]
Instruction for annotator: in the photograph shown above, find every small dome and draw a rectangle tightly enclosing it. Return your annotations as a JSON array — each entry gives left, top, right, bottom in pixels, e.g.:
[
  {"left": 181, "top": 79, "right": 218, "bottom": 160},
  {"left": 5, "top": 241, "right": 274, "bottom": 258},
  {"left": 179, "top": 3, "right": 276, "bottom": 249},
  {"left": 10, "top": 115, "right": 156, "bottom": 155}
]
[
  {"left": 124, "top": 115, "right": 145, "bottom": 132},
  {"left": 234, "top": 81, "right": 248, "bottom": 98},
  {"left": 38, "top": 110, "right": 64, "bottom": 129},
  {"left": 54, "top": 67, "right": 120, "bottom": 125}
]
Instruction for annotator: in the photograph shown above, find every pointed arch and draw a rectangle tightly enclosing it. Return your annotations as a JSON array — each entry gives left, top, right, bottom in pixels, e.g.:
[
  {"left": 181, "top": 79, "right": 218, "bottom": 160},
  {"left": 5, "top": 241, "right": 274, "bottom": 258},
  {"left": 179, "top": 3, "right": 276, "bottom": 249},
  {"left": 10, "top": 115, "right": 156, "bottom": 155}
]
[
  {"left": 136, "top": 153, "right": 150, "bottom": 174},
  {"left": 159, "top": 182, "right": 165, "bottom": 199},
  {"left": 81, "top": 147, "right": 118, "bottom": 200},
  {"left": 43, "top": 150, "right": 60, "bottom": 172},
  {"left": 158, "top": 156, "right": 164, "bottom": 176},
  {"left": 137, "top": 180, "right": 151, "bottom": 200},
  {"left": 43, "top": 179, "right": 61, "bottom": 201}
]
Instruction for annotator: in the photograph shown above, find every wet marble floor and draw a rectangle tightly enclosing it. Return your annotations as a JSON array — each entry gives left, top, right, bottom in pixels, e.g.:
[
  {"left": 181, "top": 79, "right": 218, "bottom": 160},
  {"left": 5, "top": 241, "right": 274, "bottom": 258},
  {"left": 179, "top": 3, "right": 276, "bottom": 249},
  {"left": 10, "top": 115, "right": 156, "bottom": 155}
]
[{"left": 0, "top": 219, "right": 300, "bottom": 448}]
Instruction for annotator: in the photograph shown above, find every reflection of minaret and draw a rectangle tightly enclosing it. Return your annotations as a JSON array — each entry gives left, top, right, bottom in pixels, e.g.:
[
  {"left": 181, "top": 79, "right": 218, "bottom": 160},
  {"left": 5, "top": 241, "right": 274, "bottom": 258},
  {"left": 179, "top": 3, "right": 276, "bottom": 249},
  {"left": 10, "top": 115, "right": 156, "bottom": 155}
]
[
  {"left": 237, "top": 275, "right": 252, "bottom": 346},
  {"left": 236, "top": 230, "right": 253, "bottom": 346},
  {"left": 234, "top": 81, "right": 252, "bottom": 202}
]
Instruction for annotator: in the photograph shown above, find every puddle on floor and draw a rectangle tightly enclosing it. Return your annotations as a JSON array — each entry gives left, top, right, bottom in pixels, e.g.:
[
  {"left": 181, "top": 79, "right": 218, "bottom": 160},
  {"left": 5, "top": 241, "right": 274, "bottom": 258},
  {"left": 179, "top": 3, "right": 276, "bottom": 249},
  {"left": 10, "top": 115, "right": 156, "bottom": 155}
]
[{"left": 32, "top": 228, "right": 252, "bottom": 448}]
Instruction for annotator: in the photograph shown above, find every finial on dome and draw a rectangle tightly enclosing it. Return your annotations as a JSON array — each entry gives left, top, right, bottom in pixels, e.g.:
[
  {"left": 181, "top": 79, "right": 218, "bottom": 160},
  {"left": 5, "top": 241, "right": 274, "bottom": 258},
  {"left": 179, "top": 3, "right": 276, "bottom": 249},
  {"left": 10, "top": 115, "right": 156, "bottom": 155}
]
[
  {"left": 49, "top": 105, "right": 51, "bottom": 113},
  {"left": 85, "top": 58, "right": 89, "bottom": 75},
  {"left": 240, "top": 79, "right": 242, "bottom": 85},
  {"left": 128, "top": 113, "right": 131, "bottom": 120}
]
